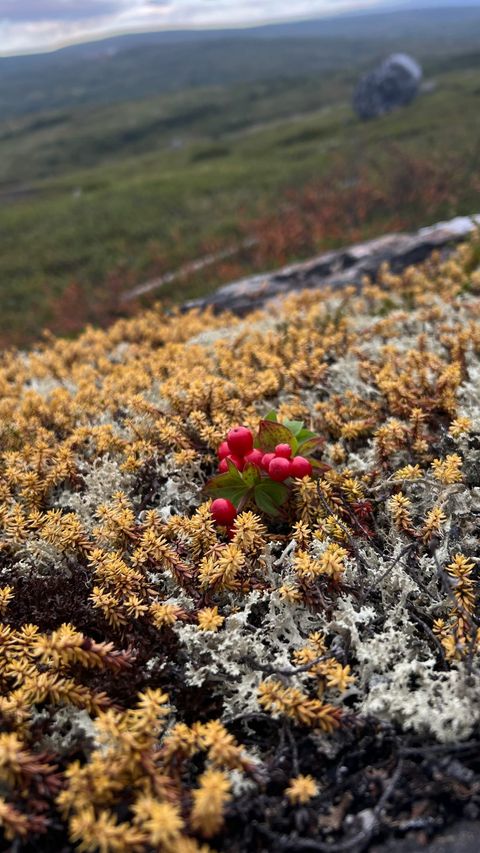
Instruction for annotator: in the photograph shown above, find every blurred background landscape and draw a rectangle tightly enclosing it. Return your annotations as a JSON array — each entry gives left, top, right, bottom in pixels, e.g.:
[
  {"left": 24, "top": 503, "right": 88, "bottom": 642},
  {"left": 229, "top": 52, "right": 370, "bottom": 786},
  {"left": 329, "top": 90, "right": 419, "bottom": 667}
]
[{"left": 1, "top": 0, "right": 480, "bottom": 346}]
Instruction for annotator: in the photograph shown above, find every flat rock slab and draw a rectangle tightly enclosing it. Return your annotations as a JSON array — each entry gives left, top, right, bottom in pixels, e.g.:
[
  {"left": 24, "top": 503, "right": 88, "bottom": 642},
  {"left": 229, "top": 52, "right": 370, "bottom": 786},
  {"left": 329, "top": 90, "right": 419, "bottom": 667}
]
[
  {"left": 183, "top": 214, "right": 480, "bottom": 317},
  {"left": 371, "top": 821, "right": 480, "bottom": 852}
]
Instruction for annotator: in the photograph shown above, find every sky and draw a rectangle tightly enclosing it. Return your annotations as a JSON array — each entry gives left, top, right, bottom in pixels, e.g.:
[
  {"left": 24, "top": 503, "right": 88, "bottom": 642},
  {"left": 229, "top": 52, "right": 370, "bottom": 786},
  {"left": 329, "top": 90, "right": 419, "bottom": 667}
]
[{"left": 0, "top": 0, "right": 386, "bottom": 54}]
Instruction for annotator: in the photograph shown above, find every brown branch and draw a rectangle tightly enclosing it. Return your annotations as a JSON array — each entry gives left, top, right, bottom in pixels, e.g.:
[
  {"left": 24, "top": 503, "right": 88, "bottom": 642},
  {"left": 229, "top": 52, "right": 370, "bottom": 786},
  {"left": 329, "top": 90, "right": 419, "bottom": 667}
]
[
  {"left": 399, "top": 740, "right": 480, "bottom": 757},
  {"left": 406, "top": 601, "right": 449, "bottom": 671}
]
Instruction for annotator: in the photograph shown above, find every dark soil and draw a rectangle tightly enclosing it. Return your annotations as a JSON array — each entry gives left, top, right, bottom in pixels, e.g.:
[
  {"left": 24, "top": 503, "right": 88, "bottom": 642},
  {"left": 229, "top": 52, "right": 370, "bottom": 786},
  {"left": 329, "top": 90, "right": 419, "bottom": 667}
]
[{"left": 219, "top": 715, "right": 480, "bottom": 852}]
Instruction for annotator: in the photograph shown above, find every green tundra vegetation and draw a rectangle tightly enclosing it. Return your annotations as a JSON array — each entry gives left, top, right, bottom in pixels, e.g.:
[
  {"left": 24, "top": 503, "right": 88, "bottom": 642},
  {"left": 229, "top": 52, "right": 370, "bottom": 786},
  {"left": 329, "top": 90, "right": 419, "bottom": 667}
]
[{"left": 0, "top": 8, "right": 480, "bottom": 345}]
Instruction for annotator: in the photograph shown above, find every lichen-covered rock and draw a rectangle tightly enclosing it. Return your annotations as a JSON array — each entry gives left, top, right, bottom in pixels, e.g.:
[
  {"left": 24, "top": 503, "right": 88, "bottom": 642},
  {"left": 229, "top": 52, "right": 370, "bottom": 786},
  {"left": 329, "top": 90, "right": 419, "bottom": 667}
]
[
  {"left": 353, "top": 53, "right": 423, "bottom": 120},
  {"left": 183, "top": 213, "right": 480, "bottom": 316}
]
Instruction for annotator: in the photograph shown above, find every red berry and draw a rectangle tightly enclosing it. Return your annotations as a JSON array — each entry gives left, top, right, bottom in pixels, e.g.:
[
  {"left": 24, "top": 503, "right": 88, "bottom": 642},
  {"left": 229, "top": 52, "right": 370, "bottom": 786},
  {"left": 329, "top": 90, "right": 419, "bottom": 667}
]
[
  {"left": 268, "top": 457, "right": 292, "bottom": 482},
  {"left": 290, "top": 456, "right": 313, "bottom": 479},
  {"left": 275, "top": 443, "right": 292, "bottom": 459},
  {"left": 244, "top": 449, "right": 264, "bottom": 467},
  {"left": 211, "top": 498, "right": 237, "bottom": 526},
  {"left": 261, "top": 452, "right": 275, "bottom": 471},
  {"left": 217, "top": 441, "right": 230, "bottom": 460},
  {"left": 227, "top": 426, "right": 253, "bottom": 456},
  {"left": 227, "top": 453, "right": 245, "bottom": 471},
  {"left": 218, "top": 458, "right": 229, "bottom": 473}
]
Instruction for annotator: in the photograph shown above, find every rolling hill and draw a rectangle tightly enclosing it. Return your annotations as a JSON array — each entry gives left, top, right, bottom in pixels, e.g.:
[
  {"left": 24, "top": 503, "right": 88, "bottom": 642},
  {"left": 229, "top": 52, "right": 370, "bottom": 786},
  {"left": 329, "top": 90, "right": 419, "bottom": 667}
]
[
  {"left": 1, "top": 7, "right": 480, "bottom": 118},
  {"left": 0, "top": 6, "right": 479, "bottom": 346}
]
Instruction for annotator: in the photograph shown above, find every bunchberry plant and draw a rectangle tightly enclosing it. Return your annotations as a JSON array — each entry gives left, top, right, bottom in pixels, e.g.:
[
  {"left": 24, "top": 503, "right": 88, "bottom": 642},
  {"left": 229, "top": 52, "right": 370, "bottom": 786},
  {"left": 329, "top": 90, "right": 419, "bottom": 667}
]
[{"left": 207, "top": 411, "right": 326, "bottom": 520}]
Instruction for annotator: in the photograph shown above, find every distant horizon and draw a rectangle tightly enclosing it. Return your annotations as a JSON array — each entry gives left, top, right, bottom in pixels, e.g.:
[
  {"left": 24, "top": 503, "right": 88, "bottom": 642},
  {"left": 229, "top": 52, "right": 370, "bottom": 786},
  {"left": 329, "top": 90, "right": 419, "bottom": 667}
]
[{"left": 1, "top": 0, "right": 478, "bottom": 58}]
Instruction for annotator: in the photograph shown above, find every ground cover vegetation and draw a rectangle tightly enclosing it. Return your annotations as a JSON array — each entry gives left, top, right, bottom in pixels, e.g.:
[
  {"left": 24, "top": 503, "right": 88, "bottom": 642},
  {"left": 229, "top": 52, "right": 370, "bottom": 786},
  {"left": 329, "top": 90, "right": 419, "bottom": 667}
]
[
  {"left": 1, "top": 17, "right": 480, "bottom": 346},
  {"left": 0, "top": 237, "right": 480, "bottom": 850}
]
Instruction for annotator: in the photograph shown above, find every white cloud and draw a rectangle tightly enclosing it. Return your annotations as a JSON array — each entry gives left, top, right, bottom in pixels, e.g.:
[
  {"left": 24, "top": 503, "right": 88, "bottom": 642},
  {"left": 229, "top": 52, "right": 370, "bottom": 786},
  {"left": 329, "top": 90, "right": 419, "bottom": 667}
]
[
  {"left": 0, "top": 0, "right": 381, "bottom": 54},
  {"left": 0, "top": 0, "right": 125, "bottom": 22}
]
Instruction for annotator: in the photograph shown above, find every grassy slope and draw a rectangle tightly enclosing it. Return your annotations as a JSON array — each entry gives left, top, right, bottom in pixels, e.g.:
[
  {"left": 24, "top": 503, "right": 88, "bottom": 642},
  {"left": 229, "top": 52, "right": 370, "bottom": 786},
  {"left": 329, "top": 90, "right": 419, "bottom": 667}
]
[{"left": 1, "top": 37, "right": 480, "bottom": 344}]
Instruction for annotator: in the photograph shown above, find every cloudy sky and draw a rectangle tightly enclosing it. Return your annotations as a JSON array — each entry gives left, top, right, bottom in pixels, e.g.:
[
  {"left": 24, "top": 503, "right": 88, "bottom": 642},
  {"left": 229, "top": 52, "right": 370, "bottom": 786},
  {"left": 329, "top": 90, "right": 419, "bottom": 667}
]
[{"left": 0, "top": 0, "right": 385, "bottom": 54}]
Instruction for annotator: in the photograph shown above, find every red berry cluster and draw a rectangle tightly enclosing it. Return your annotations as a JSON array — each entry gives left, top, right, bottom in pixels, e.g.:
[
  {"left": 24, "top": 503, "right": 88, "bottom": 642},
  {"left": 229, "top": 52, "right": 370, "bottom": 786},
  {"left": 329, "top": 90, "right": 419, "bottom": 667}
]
[
  {"left": 210, "top": 426, "right": 313, "bottom": 527},
  {"left": 218, "top": 427, "right": 312, "bottom": 481}
]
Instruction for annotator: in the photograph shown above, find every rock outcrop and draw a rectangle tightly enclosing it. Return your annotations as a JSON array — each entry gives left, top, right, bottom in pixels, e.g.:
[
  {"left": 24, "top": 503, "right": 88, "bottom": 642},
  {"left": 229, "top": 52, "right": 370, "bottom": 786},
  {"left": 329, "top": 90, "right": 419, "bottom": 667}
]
[
  {"left": 183, "top": 214, "right": 480, "bottom": 316},
  {"left": 353, "top": 53, "right": 423, "bottom": 120}
]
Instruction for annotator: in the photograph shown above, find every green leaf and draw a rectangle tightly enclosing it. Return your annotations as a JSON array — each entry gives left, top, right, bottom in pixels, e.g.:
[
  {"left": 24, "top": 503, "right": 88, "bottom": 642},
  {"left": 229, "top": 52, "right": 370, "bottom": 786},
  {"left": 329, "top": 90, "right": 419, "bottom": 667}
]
[
  {"left": 297, "top": 436, "right": 325, "bottom": 457},
  {"left": 242, "top": 462, "right": 262, "bottom": 488},
  {"left": 311, "top": 460, "right": 332, "bottom": 474},
  {"left": 205, "top": 476, "right": 250, "bottom": 506},
  {"left": 225, "top": 458, "right": 245, "bottom": 480},
  {"left": 254, "top": 480, "right": 289, "bottom": 516},
  {"left": 205, "top": 459, "right": 266, "bottom": 507},
  {"left": 265, "top": 410, "right": 278, "bottom": 422},
  {"left": 261, "top": 479, "right": 289, "bottom": 504},
  {"left": 283, "top": 419, "right": 304, "bottom": 437},
  {"left": 214, "top": 485, "right": 251, "bottom": 506},
  {"left": 206, "top": 464, "right": 242, "bottom": 489},
  {"left": 256, "top": 419, "right": 295, "bottom": 453},
  {"left": 205, "top": 461, "right": 250, "bottom": 505},
  {"left": 296, "top": 428, "right": 317, "bottom": 443},
  {"left": 254, "top": 488, "right": 280, "bottom": 516}
]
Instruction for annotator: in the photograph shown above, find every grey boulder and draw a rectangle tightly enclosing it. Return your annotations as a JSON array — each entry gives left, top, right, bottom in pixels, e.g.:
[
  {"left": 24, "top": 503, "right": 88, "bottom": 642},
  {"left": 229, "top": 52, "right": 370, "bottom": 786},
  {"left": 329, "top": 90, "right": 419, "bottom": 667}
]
[{"left": 353, "top": 53, "right": 423, "bottom": 120}]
